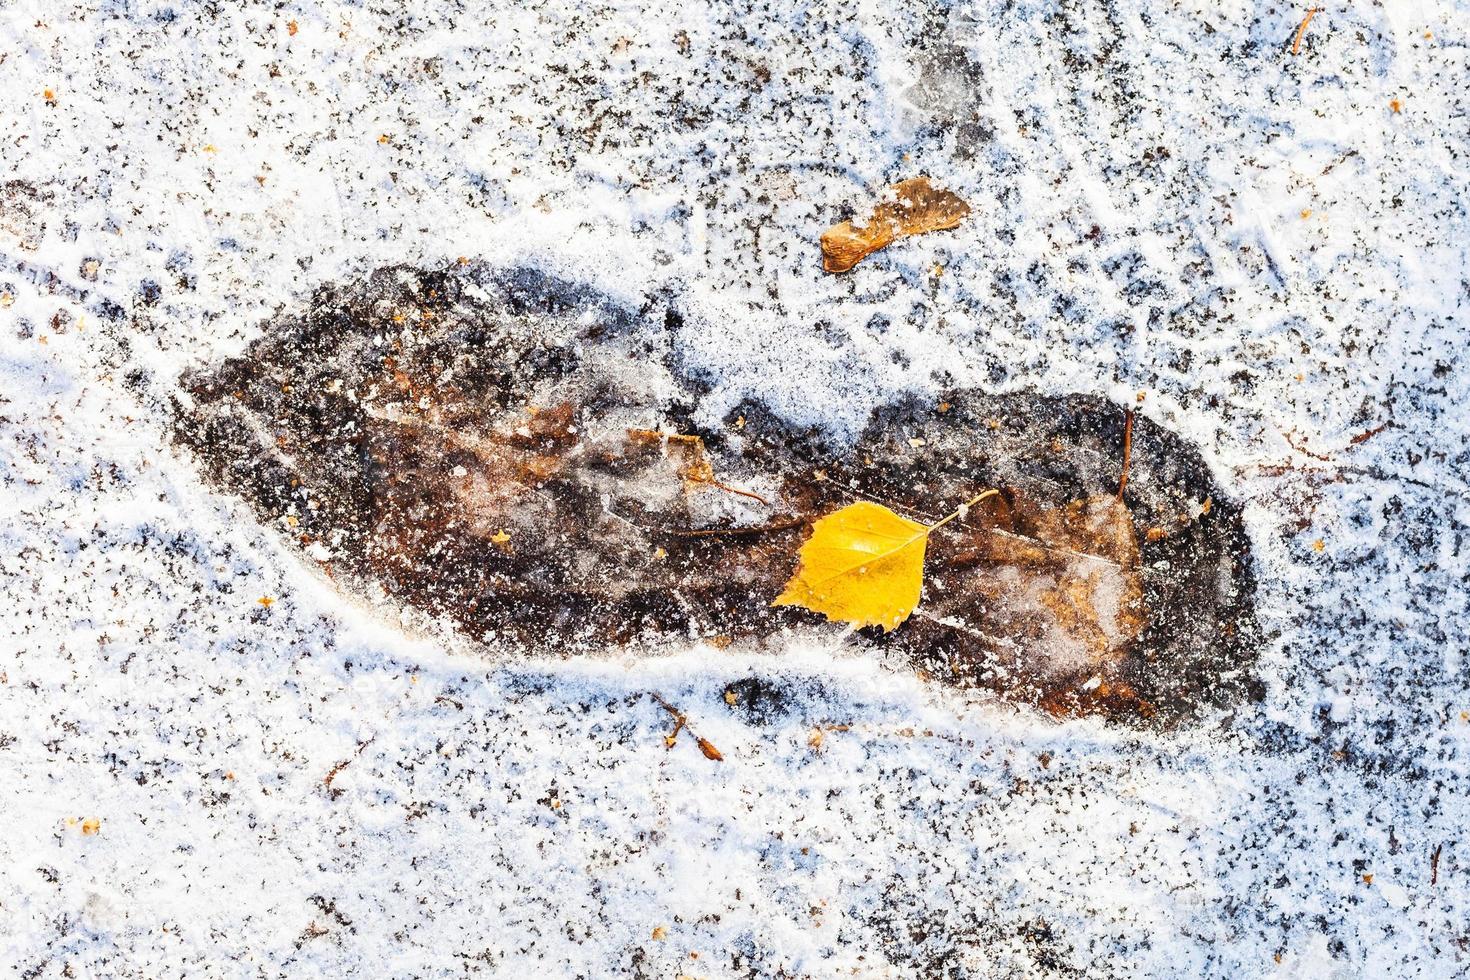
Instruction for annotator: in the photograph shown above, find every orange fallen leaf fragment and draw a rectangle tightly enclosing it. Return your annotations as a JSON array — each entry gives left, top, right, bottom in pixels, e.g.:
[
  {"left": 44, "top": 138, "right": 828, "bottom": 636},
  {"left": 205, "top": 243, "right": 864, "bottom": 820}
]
[
  {"left": 820, "top": 177, "right": 971, "bottom": 273},
  {"left": 696, "top": 737, "right": 724, "bottom": 761},
  {"left": 287, "top": 19, "right": 298, "bottom": 36},
  {"left": 81, "top": 817, "right": 101, "bottom": 835},
  {"left": 257, "top": 596, "right": 275, "bottom": 608}
]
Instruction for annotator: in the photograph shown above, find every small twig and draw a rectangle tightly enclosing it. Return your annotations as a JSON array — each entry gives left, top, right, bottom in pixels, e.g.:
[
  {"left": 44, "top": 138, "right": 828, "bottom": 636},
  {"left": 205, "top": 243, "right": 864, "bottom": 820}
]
[
  {"left": 1118, "top": 409, "right": 1135, "bottom": 500},
  {"left": 1431, "top": 843, "right": 1442, "bottom": 886},
  {"left": 652, "top": 693, "right": 687, "bottom": 744},
  {"left": 323, "top": 735, "right": 376, "bottom": 797},
  {"left": 913, "top": 610, "right": 1018, "bottom": 652},
  {"left": 627, "top": 428, "right": 770, "bottom": 505},
  {"left": 1281, "top": 428, "right": 1335, "bottom": 462},
  {"left": 1291, "top": 7, "right": 1322, "bottom": 56},
  {"left": 658, "top": 517, "right": 806, "bottom": 538},
  {"left": 950, "top": 525, "right": 1125, "bottom": 570},
  {"left": 707, "top": 479, "right": 771, "bottom": 505},
  {"left": 821, "top": 475, "right": 942, "bottom": 524},
  {"left": 1348, "top": 421, "right": 1391, "bottom": 446}
]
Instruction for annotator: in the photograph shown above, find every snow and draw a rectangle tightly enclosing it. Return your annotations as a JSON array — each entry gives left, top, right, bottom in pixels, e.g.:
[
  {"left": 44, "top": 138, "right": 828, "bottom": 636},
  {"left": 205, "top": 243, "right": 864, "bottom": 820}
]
[{"left": 3, "top": 0, "right": 1470, "bottom": 976}]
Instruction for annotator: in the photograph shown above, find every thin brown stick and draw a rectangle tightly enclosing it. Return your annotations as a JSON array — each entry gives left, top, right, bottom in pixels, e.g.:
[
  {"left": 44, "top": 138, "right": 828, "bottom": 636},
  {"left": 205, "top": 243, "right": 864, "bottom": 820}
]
[
  {"left": 708, "top": 480, "right": 771, "bottom": 505},
  {"left": 1348, "top": 422, "right": 1391, "bottom": 446},
  {"left": 1431, "top": 843, "right": 1442, "bottom": 885},
  {"left": 1291, "top": 7, "right": 1322, "bottom": 56},
  {"left": 1118, "top": 409, "right": 1135, "bottom": 500},
  {"left": 1281, "top": 427, "right": 1335, "bottom": 462},
  {"left": 951, "top": 526, "right": 1125, "bottom": 570},
  {"left": 660, "top": 517, "right": 806, "bottom": 538},
  {"left": 822, "top": 475, "right": 941, "bottom": 523},
  {"left": 323, "top": 735, "right": 376, "bottom": 798}
]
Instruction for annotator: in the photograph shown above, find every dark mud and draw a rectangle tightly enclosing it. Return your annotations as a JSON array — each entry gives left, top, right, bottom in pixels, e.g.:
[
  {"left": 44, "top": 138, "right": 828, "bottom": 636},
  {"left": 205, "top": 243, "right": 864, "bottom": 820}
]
[{"left": 173, "top": 262, "right": 1259, "bottom": 723}]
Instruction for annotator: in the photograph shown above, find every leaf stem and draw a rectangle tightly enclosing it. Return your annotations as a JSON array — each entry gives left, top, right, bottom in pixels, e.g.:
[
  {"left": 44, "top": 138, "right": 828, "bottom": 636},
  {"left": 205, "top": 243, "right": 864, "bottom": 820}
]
[{"left": 927, "top": 488, "right": 1000, "bottom": 535}]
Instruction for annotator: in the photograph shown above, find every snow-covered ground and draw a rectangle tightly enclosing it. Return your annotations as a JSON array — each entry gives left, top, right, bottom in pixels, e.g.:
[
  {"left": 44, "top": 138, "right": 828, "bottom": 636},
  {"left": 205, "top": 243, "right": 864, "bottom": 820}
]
[{"left": 3, "top": 0, "right": 1468, "bottom": 975}]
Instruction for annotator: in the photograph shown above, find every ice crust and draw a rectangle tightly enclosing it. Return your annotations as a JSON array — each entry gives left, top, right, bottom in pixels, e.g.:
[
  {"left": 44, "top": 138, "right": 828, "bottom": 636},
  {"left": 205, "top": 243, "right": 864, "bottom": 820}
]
[{"left": 2, "top": 1, "right": 1468, "bottom": 976}]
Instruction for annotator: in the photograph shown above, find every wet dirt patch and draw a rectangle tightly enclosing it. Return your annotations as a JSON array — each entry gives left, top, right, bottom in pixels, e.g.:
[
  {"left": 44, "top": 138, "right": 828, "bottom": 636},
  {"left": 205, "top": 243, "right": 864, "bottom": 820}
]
[{"left": 173, "top": 262, "right": 1259, "bottom": 724}]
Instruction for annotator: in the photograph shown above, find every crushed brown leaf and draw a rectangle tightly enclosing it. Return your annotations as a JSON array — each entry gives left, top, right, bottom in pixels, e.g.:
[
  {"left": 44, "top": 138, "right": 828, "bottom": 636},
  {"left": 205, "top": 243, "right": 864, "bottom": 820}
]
[
  {"left": 627, "top": 428, "right": 768, "bottom": 503},
  {"left": 820, "top": 177, "right": 971, "bottom": 273}
]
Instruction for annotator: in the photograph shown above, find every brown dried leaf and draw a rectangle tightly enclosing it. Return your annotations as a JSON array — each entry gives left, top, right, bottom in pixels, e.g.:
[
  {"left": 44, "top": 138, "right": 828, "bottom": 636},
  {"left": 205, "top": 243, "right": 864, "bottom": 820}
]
[
  {"left": 626, "top": 429, "right": 768, "bottom": 503},
  {"left": 820, "top": 177, "right": 971, "bottom": 273},
  {"left": 943, "top": 492, "right": 1147, "bottom": 679},
  {"left": 696, "top": 737, "right": 724, "bottom": 762}
]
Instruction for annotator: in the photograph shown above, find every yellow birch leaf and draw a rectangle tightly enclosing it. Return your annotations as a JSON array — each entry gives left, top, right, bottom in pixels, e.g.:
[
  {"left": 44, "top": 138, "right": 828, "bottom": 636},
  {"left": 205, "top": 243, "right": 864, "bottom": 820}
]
[
  {"left": 775, "top": 491, "right": 998, "bottom": 631},
  {"left": 773, "top": 500, "right": 931, "bottom": 631}
]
